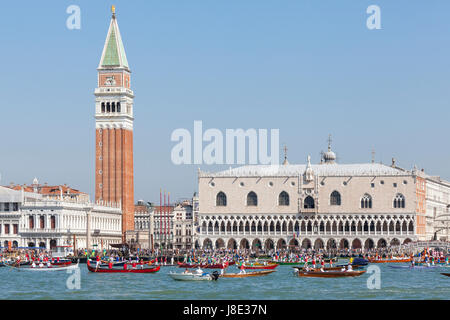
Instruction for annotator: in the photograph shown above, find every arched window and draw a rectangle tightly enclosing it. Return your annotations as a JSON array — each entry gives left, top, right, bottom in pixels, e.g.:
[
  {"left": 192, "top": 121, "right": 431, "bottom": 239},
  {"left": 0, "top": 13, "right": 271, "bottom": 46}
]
[
  {"left": 216, "top": 192, "right": 227, "bottom": 206},
  {"left": 111, "top": 102, "right": 116, "bottom": 113},
  {"left": 304, "top": 196, "right": 315, "bottom": 209},
  {"left": 279, "top": 191, "right": 289, "bottom": 206},
  {"left": 101, "top": 102, "right": 105, "bottom": 113},
  {"left": 106, "top": 102, "right": 110, "bottom": 113},
  {"left": 330, "top": 191, "right": 341, "bottom": 206},
  {"left": 247, "top": 192, "right": 258, "bottom": 206},
  {"left": 393, "top": 194, "right": 405, "bottom": 208},
  {"left": 117, "top": 102, "right": 121, "bottom": 113},
  {"left": 361, "top": 194, "right": 372, "bottom": 209}
]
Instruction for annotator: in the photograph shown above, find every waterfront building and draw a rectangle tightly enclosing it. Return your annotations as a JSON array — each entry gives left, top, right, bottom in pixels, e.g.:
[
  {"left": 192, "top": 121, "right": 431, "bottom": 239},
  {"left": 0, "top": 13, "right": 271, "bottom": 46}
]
[
  {"left": 95, "top": 7, "right": 135, "bottom": 238},
  {"left": 1, "top": 179, "right": 122, "bottom": 250},
  {"left": 195, "top": 141, "right": 450, "bottom": 251},
  {"left": 132, "top": 199, "right": 194, "bottom": 251}
]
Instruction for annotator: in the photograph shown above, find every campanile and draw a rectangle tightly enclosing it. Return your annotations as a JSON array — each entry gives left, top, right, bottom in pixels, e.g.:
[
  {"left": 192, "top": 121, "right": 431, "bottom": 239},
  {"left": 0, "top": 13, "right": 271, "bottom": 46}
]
[{"left": 95, "top": 7, "right": 134, "bottom": 237}]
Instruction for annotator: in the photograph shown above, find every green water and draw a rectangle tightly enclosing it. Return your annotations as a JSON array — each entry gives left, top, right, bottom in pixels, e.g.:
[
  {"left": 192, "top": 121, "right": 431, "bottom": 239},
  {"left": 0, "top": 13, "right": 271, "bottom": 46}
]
[{"left": 2, "top": 263, "right": 449, "bottom": 300}]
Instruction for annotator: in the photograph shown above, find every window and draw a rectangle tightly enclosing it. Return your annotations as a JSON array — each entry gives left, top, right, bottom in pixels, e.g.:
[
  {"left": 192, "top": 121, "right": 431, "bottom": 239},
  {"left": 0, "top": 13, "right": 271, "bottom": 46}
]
[
  {"left": 51, "top": 216, "right": 56, "bottom": 229},
  {"left": 40, "top": 216, "right": 45, "bottom": 229},
  {"left": 29, "top": 216, "right": 34, "bottom": 229},
  {"left": 304, "top": 196, "right": 315, "bottom": 209},
  {"left": 13, "top": 224, "right": 18, "bottom": 234},
  {"left": 393, "top": 194, "right": 405, "bottom": 208},
  {"left": 5, "top": 224, "right": 10, "bottom": 234},
  {"left": 361, "top": 194, "right": 372, "bottom": 209},
  {"left": 371, "top": 183, "right": 375, "bottom": 188},
  {"left": 4, "top": 203, "right": 9, "bottom": 211},
  {"left": 247, "top": 192, "right": 258, "bottom": 206},
  {"left": 330, "top": 191, "right": 341, "bottom": 206},
  {"left": 13, "top": 203, "right": 18, "bottom": 211},
  {"left": 393, "top": 183, "right": 397, "bottom": 187},
  {"left": 117, "top": 102, "right": 121, "bottom": 113},
  {"left": 101, "top": 102, "right": 105, "bottom": 113},
  {"left": 279, "top": 191, "right": 290, "bottom": 206},
  {"left": 216, "top": 192, "right": 227, "bottom": 207}
]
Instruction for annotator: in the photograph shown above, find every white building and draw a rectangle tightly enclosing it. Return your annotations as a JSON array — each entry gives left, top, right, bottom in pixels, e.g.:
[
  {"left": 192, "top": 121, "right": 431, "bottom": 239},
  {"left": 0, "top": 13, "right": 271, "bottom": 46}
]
[
  {"left": 195, "top": 143, "right": 450, "bottom": 252},
  {"left": 0, "top": 181, "right": 122, "bottom": 250}
]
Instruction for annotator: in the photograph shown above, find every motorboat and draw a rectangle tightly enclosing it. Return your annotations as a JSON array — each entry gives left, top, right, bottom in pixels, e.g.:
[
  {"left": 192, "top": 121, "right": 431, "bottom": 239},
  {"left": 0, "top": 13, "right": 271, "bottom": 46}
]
[{"left": 169, "top": 268, "right": 220, "bottom": 281}]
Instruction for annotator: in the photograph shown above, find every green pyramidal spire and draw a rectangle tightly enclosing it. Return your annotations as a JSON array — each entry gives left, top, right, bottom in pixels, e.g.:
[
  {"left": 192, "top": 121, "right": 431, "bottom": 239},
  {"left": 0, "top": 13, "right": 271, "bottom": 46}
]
[{"left": 98, "top": 10, "right": 129, "bottom": 70}]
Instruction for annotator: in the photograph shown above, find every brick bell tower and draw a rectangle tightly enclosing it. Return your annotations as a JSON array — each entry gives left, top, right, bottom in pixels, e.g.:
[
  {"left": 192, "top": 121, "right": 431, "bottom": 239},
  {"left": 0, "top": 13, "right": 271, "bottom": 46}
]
[{"left": 95, "top": 6, "right": 134, "bottom": 239}]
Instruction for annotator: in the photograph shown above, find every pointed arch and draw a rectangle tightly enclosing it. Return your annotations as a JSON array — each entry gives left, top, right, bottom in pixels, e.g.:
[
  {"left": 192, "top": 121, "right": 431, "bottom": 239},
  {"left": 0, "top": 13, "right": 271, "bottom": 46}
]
[
  {"left": 278, "top": 191, "right": 290, "bottom": 206},
  {"left": 216, "top": 192, "right": 227, "bottom": 206},
  {"left": 247, "top": 191, "right": 258, "bottom": 206},
  {"left": 330, "top": 191, "right": 341, "bottom": 206}
]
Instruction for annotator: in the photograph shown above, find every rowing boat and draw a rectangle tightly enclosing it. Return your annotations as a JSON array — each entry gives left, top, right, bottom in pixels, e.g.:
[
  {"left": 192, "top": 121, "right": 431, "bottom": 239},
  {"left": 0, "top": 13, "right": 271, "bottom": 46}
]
[
  {"left": 368, "top": 258, "right": 412, "bottom": 263},
  {"left": 220, "top": 270, "right": 276, "bottom": 278},
  {"left": 295, "top": 265, "right": 363, "bottom": 272},
  {"left": 389, "top": 265, "right": 437, "bottom": 269},
  {"left": 238, "top": 262, "right": 279, "bottom": 270},
  {"left": 441, "top": 273, "right": 450, "bottom": 277},
  {"left": 12, "top": 261, "right": 79, "bottom": 272},
  {"left": 87, "top": 260, "right": 160, "bottom": 273},
  {"left": 296, "top": 270, "right": 366, "bottom": 278},
  {"left": 177, "top": 261, "right": 233, "bottom": 269}
]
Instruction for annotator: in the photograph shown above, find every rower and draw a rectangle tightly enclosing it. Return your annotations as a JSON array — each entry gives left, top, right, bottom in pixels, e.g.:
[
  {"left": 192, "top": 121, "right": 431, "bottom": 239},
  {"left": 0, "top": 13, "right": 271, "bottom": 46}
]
[
  {"left": 31, "top": 261, "right": 36, "bottom": 268},
  {"left": 108, "top": 261, "right": 113, "bottom": 269},
  {"left": 239, "top": 264, "right": 246, "bottom": 274},
  {"left": 347, "top": 264, "right": 353, "bottom": 272}
]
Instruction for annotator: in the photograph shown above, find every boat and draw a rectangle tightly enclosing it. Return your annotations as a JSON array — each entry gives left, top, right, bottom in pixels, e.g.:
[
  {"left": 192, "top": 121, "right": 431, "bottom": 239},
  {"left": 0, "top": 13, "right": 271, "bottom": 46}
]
[
  {"left": 389, "top": 265, "right": 437, "bottom": 269},
  {"left": 271, "top": 261, "right": 305, "bottom": 266},
  {"left": 177, "top": 261, "right": 232, "bottom": 269},
  {"left": 220, "top": 270, "right": 276, "bottom": 278},
  {"left": 12, "top": 261, "right": 79, "bottom": 272},
  {"left": 368, "top": 257, "right": 412, "bottom": 263},
  {"left": 238, "top": 262, "right": 279, "bottom": 270},
  {"left": 169, "top": 270, "right": 220, "bottom": 281},
  {"left": 441, "top": 273, "right": 450, "bottom": 277},
  {"left": 295, "top": 265, "right": 363, "bottom": 272},
  {"left": 296, "top": 270, "right": 366, "bottom": 278},
  {"left": 86, "top": 260, "right": 160, "bottom": 273},
  {"left": 50, "top": 259, "right": 72, "bottom": 266}
]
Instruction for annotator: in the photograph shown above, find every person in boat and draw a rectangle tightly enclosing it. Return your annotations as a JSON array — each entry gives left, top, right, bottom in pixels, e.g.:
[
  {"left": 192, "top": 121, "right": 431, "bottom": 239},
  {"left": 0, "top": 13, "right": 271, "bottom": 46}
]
[
  {"left": 347, "top": 264, "right": 353, "bottom": 272},
  {"left": 39, "top": 261, "right": 44, "bottom": 268},
  {"left": 239, "top": 264, "right": 246, "bottom": 274},
  {"left": 31, "top": 261, "right": 36, "bottom": 268},
  {"left": 108, "top": 261, "right": 113, "bottom": 269},
  {"left": 196, "top": 267, "right": 203, "bottom": 274},
  {"left": 183, "top": 268, "right": 189, "bottom": 274}
]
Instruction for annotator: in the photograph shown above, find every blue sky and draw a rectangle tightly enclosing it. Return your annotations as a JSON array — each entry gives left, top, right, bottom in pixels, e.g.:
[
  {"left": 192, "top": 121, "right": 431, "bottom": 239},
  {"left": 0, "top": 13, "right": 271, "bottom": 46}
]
[{"left": 1, "top": 1, "right": 449, "bottom": 203}]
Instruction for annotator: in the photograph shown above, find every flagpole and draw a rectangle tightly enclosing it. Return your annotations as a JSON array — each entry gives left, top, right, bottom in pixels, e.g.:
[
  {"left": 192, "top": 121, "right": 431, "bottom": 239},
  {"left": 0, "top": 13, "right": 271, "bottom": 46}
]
[
  {"left": 159, "top": 189, "right": 162, "bottom": 261},
  {"left": 168, "top": 192, "right": 171, "bottom": 257},
  {"left": 164, "top": 190, "right": 167, "bottom": 258}
]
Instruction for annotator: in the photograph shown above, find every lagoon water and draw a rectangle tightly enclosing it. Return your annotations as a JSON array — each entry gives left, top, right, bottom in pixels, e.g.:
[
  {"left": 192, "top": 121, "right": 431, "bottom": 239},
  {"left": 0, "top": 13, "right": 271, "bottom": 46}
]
[{"left": 2, "top": 262, "right": 449, "bottom": 300}]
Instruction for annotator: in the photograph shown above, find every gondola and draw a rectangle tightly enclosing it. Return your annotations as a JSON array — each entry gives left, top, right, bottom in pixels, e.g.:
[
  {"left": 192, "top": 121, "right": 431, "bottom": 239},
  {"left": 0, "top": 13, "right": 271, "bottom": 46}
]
[
  {"left": 441, "top": 273, "right": 450, "bottom": 277},
  {"left": 295, "top": 270, "right": 366, "bottom": 278},
  {"left": 87, "top": 260, "right": 160, "bottom": 273},
  {"left": 220, "top": 270, "right": 276, "bottom": 278}
]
